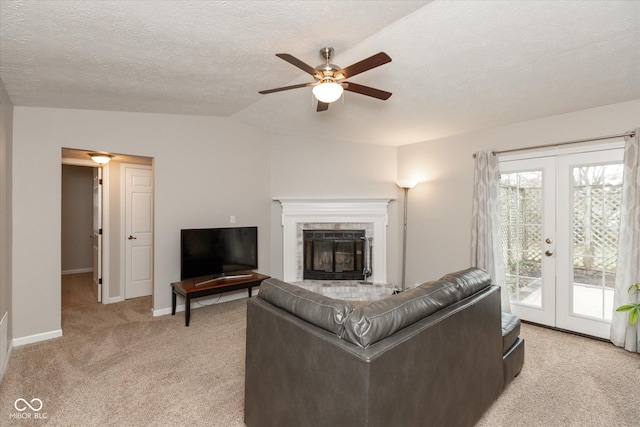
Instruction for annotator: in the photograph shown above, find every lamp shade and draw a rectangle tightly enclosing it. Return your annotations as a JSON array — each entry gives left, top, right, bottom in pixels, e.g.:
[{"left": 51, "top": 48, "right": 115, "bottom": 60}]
[
  {"left": 312, "top": 81, "right": 343, "bottom": 103},
  {"left": 396, "top": 179, "right": 418, "bottom": 189}
]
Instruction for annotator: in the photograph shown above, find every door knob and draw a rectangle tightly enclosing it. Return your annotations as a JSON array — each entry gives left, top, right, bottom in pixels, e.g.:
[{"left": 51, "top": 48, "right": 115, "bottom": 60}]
[
  {"left": 545, "top": 238, "right": 553, "bottom": 244},
  {"left": 128, "top": 235, "right": 137, "bottom": 240},
  {"left": 545, "top": 250, "right": 553, "bottom": 257}
]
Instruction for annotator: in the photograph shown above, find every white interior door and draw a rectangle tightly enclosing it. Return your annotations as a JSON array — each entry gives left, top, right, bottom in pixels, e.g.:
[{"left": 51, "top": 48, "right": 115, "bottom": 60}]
[
  {"left": 92, "top": 167, "right": 102, "bottom": 303},
  {"left": 500, "top": 147, "right": 624, "bottom": 339},
  {"left": 124, "top": 166, "right": 153, "bottom": 299}
]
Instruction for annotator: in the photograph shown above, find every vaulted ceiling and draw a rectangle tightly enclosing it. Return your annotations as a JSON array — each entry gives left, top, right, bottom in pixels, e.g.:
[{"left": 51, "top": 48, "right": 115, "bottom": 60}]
[{"left": 1, "top": 1, "right": 639, "bottom": 146}]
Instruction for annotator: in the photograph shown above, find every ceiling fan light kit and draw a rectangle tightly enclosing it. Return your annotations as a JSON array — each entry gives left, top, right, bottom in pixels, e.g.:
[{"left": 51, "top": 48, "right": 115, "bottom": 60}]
[{"left": 259, "top": 47, "right": 392, "bottom": 112}]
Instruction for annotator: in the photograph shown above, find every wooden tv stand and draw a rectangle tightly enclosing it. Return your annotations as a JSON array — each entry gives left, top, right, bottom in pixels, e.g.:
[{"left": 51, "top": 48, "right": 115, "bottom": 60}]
[{"left": 171, "top": 272, "right": 270, "bottom": 326}]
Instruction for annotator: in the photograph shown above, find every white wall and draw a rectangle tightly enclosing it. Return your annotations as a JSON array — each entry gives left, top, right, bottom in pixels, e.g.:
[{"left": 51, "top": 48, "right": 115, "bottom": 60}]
[
  {"left": 269, "top": 134, "right": 401, "bottom": 284},
  {"left": 12, "top": 107, "right": 272, "bottom": 341},
  {"left": 0, "top": 79, "right": 13, "bottom": 371},
  {"left": 397, "top": 99, "right": 640, "bottom": 287}
]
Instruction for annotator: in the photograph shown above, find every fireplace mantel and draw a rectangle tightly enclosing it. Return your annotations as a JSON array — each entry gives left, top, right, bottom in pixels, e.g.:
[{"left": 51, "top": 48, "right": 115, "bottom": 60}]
[{"left": 274, "top": 197, "right": 394, "bottom": 283}]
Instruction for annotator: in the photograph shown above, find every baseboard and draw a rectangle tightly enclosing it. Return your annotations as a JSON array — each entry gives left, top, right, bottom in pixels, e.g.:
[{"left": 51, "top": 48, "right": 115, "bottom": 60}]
[
  {"left": 106, "top": 296, "right": 124, "bottom": 304},
  {"left": 12, "top": 329, "right": 63, "bottom": 347},
  {"left": 153, "top": 288, "right": 258, "bottom": 317},
  {"left": 62, "top": 268, "right": 93, "bottom": 275}
]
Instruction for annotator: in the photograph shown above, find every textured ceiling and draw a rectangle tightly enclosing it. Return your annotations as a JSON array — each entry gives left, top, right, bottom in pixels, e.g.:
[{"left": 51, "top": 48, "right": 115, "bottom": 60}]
[{"left": 1, "top": 0, "right": 639, "bottom": 146}]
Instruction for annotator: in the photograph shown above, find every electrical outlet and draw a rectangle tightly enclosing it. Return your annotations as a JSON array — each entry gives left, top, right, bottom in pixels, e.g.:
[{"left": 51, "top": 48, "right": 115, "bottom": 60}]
[{"left": 230, "top": 215, "right": 236, "bottom": 224}]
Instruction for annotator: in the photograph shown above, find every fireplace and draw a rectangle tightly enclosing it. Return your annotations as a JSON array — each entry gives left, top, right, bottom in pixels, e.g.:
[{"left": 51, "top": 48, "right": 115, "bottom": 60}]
[
  {"left": 303, "top": 230, "right": 368, "bottom": 280},
  {"left": 275, "top": 198, "right": 393, "bottom": 283}
]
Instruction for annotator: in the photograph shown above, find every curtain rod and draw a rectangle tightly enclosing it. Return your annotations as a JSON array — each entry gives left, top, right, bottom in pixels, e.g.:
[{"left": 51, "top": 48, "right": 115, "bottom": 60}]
[{"left": 472, "top": 130, "right": 635, "bottom": 158}]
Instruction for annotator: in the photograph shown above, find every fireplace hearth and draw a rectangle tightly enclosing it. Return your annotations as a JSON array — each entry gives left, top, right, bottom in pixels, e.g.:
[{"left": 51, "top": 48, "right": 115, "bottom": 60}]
[{"left": 303, "top": 230, "right": 367, "bottom": 280}]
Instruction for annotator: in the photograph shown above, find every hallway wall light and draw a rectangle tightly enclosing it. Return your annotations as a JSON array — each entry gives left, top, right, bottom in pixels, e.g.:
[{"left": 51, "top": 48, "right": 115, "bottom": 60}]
[{"left": 89, "top": 153, "right": 114, "bottom": 165}]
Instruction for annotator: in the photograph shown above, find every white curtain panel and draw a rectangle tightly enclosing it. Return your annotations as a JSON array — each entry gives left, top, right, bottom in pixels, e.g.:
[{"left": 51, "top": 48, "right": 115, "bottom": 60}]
[
  {"left": 471, "top": 150, "right": 510, "bottom": 313},
  {"left": 611, "top": 129, "right": 640, "bottom": 353}
]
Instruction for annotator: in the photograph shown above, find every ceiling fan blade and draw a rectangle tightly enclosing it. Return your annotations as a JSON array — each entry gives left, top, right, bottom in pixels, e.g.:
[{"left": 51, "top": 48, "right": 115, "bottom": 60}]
[
  {"left": 276, "top": 53, "right": 318, "bottom": 76},
  {"left": 344, "top": 82, "right": 392, "bottom": 100},
  {"left": 259, "top": 82, "right": 313, "bottom": 94},
  {"left": 317, "top": 101, "right": 329, "bottom": 112},
  {"left": 336, "top": 52, "right": 391, "bottom": 79}
]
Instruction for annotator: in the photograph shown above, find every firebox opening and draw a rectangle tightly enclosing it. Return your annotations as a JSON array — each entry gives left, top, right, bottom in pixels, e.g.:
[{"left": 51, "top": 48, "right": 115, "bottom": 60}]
[{"left": 303, "top": 230, "right": 366, "bottom": 280}]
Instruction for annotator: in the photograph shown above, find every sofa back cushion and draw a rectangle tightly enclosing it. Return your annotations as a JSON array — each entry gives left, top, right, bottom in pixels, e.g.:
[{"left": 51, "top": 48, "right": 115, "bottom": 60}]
[
  {"left": 257, "top": 278, "right": 356, "bottom": 336},
  {"left": 342, "top": 268, "right": 491, "bottom": 348}
]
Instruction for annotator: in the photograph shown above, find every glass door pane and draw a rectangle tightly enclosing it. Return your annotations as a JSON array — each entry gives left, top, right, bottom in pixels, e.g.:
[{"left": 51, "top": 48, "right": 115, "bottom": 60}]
[
  {"left": 571, "top": 163, "right": 622, "bottom": 320},
  {"left": 334, "top": 241, "right": 354, "bottom": 272},
  {"left": 313, "top": 240, "right": 333, "bottom": 272},
  {"left": 500, "top": 171, "right": 543, "bottom": 307}
]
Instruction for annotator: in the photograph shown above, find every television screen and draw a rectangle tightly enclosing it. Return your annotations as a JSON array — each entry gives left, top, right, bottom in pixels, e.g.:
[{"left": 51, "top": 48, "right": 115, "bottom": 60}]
[{"left": 180, "top": 226, "right": 258, "bottom": 280}]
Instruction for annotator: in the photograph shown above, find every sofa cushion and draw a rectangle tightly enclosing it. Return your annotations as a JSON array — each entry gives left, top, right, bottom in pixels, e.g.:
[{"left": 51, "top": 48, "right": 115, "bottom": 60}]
[
  {"left": 257, "top": 278, "right": 356, "bottom": 336},
  {"left": 343, "top": 267, "right": 492, "bottom": 348},
  {"left": 501, "top": 312, "right": 521, "bottom": 354}
]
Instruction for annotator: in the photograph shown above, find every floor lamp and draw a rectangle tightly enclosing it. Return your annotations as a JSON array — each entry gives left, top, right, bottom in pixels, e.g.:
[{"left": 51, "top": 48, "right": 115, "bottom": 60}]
[{"left": 397, "top": 180, "right": 417, "bottom": 292}]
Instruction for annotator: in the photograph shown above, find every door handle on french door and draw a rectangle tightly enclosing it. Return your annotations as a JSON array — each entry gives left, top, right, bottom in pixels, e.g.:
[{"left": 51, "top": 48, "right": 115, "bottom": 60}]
[
  {"left": 545, "top": 250, "right": 553, "bottom": 257},
  {"left": 128, "top": 235, "right": 137, "bottom": 240}
]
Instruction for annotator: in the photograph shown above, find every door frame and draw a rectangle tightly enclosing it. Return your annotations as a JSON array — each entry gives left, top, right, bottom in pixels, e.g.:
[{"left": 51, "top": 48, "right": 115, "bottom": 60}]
[
  {"left": 61, "top": 157, "right": 110, "bottom": 304},
  {"left": 119, "top": 163, "right": 154, "bottom": 300}
]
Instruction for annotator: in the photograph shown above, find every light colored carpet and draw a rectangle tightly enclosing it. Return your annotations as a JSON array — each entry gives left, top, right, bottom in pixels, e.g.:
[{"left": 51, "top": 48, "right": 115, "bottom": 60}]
[
  {"left": 477, "top": 325, "right": 639, "bottom": 427},
  {"left": 1, "top": 273, "right": 638, "bottom": 426}
]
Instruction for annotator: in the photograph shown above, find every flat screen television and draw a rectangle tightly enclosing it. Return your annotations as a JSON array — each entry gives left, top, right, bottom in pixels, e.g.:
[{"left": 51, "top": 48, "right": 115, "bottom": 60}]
[{"left": 180, "top": 226, "right": 258, "bottom": 280}]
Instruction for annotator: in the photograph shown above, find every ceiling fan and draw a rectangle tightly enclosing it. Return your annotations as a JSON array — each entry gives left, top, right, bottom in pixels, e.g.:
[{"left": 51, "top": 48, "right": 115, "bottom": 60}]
[{"left": 259, "top": 47, "right": 392, "bottom": 112}]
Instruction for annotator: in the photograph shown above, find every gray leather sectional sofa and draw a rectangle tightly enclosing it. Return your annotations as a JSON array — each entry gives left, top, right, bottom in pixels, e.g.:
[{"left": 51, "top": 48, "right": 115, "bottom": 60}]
[{"left": 244, "top": 268, "right": 524, "bottom": 427}]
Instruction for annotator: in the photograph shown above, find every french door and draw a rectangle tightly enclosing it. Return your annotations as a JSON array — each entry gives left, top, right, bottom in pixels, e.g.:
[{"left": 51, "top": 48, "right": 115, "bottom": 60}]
[{"left": 499, "top": 147, "right": 623, "bottom": 339}]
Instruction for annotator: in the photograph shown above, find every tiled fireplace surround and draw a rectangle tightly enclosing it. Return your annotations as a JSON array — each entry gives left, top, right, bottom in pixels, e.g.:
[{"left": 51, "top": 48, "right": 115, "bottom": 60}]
[{"left": 276, "top": 198, "right": 392, "bottom": 285}]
